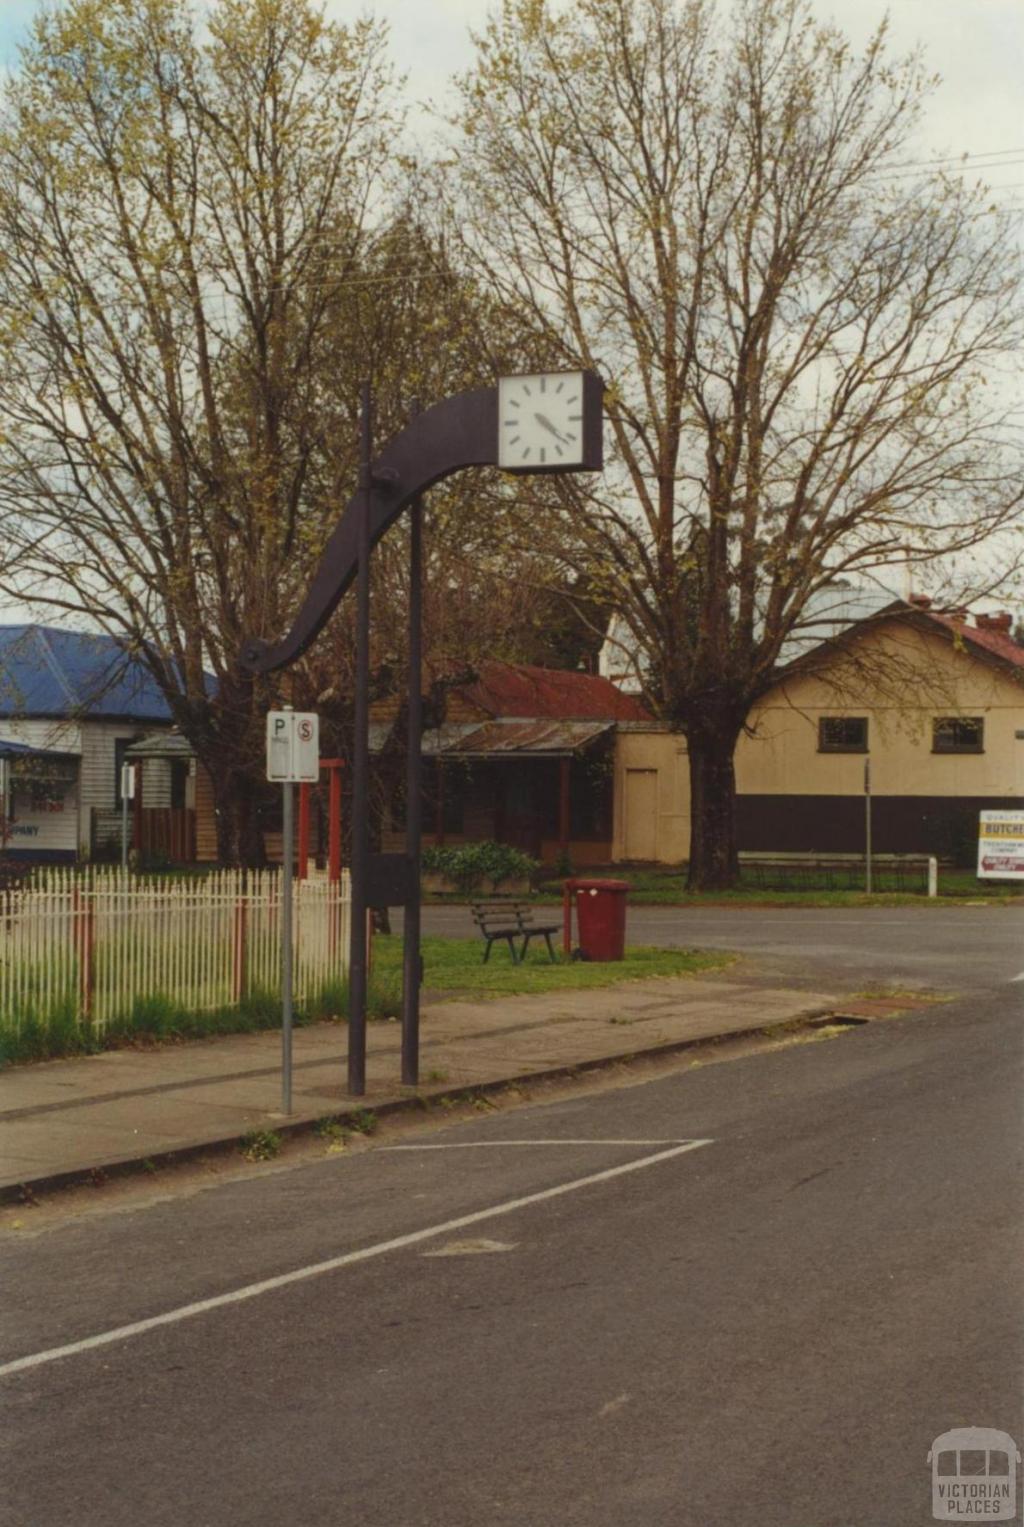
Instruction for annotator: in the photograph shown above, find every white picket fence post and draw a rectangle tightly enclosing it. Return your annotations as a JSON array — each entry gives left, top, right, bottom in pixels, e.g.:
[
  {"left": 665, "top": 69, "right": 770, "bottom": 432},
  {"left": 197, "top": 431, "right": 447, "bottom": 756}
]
[{"left": 0, "top": 865, "right": 351, "bottom": 1037}]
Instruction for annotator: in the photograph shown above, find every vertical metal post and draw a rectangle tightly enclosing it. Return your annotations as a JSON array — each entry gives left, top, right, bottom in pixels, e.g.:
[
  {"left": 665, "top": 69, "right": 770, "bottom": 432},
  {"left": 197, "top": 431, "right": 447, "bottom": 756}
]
[
  {"left": 864, "top": 757, "right": 872, "bottom": 894},
  {"left": 347, "top": 381, "right": 372, "bottom": 1097},
  {"left": 281, "top": 778, "right": 294, "bottom": 1114},
  {"left": 402, "top": 400, "right": 423, "bottom": 1087},
  {"left": 121, "top": 766, "right": 130, "bottom": 870}
]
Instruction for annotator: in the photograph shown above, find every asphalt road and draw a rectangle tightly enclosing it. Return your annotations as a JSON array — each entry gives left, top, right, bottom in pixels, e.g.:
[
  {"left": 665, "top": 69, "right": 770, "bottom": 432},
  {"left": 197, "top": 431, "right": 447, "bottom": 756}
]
[
  {"left": 419, "top": 902, "right": 1024, "bottom": 992},
  {"left": 3, "top": 987, "right": 1021, "bottom": 1526}
]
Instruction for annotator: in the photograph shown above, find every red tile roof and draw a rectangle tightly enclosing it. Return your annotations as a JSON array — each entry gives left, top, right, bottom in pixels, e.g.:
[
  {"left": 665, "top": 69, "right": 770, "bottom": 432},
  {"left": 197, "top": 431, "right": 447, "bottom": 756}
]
[
  {"left": 924, "top": 612, "right": 1024, "bottom": 671},
  {"left": 461, "top": 661, "right": 650, "bottom": 721}
]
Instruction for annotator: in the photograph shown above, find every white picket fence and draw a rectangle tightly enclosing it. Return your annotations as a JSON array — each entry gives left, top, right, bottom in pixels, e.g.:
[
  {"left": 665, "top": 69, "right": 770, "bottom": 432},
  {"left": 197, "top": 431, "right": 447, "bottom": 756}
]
[{"left": 0, "top": 866, "right": 351, "bottom": 1032}]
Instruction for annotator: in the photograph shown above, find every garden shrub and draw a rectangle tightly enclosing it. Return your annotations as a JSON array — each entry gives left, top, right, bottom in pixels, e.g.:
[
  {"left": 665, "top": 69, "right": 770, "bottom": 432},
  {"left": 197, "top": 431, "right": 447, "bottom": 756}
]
[{"left": 421, "top": 840, "right": 537, "bottom": 892}]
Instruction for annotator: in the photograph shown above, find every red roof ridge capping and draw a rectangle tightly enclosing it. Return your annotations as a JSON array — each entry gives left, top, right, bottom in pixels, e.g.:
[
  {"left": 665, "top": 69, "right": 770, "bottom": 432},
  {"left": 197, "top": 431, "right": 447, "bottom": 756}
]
[
  {"left": 462, "top": 660, "right": 650, "bottom": 721},
  {"left": 923, "top": 610, "right": 1024, "bottom": 671}
]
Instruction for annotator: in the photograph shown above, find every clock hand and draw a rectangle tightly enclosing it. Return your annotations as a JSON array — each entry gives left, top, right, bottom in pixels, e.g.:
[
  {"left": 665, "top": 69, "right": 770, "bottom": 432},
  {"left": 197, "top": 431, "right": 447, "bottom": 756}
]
[{"left": 534, "top": 411, "right": 568, "bottom": 443}]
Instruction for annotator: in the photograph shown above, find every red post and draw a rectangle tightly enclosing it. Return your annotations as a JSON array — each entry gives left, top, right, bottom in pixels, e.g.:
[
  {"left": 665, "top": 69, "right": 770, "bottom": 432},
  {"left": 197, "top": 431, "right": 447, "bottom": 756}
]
[
  {"left": 297, "top": 782, "right": 311, "bottom": 881},
  {"left": 558, "top": 756, "right": 571, "bottom": 854},
  {"left": 563, "top": 880, "right": 573, "bottom": 957}
]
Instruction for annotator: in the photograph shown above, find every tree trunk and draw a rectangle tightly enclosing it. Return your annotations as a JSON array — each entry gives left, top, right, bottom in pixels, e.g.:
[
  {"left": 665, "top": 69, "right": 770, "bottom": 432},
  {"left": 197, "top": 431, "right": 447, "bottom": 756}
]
[
  {"left": 213, "top": 771, "right": 267, "bottom": 868},
  {"left": 686, "top": 730, "right": 741, "bottom": 891}
]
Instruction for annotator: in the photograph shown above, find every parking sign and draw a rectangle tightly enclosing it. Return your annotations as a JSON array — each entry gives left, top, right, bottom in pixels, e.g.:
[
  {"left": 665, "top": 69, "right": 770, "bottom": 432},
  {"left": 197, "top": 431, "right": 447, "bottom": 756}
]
[{"left": 266, "top": 711, "right": 320, "bottom": 782}]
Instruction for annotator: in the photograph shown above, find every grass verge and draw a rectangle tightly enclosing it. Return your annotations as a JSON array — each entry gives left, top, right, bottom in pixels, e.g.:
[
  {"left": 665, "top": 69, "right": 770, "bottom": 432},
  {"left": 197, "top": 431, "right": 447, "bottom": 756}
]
[
  {"left": 0, "top": 936, "right": 729, "bottom": 1065},
  {"left": 523, "top": 866, "right": 1024, "bottom": 908},
  {"left": 0, "top": 971, "right": 402, "bottom": 1068},
  {"left": 373, "top": 934, "right": 730, "bottom": 998}
]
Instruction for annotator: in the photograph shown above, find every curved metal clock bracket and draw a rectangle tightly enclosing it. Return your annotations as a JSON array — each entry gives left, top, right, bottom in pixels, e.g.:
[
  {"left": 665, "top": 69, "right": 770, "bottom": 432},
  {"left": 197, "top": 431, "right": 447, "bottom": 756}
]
[{"left": 240, "top": 386, "right": 498, "bottom": 675}]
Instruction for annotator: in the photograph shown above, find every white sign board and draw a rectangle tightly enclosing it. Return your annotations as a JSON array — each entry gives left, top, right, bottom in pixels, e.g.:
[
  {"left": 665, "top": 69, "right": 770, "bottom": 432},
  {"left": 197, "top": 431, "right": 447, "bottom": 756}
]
[
  {"left": 977, "top": 809, "right": 1024, "bottom": 880},
  {"left": 266, "top": 711, "right": 320, "bottom": 783},
  {"left": 121, "top": 762, "right": 136, "bottom": 800}
]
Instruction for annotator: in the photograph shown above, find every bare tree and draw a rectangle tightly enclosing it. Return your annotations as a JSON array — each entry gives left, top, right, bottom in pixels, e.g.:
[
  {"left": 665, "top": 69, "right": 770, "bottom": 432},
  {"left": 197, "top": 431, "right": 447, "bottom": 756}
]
[
  {"left": 0, "top": 0, "right": 398, "bottom": 861},
  {"left": 449, "top": 0, "right": 1023, "bottom": 886}
]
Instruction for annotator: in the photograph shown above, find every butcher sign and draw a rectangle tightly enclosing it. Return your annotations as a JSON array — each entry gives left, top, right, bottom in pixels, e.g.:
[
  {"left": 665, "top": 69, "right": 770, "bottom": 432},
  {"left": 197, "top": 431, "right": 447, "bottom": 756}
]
[
  {"left": 266, "top": 710, "right": 320, "bottom": 783},
  {"left": 976, "top": 809, "right": 1024, "bottom": 881}
]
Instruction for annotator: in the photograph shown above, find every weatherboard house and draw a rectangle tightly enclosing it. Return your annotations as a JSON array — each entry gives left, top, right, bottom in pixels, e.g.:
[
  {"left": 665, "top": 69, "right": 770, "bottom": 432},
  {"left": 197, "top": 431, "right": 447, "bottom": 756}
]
[{"left": 0, "top": 625, "right": 186, "bottom": 863}]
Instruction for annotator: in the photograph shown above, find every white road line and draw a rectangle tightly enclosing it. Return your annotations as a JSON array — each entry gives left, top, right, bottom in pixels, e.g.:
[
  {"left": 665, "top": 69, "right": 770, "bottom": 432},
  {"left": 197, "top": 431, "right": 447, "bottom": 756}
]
[
  {"left": 1011, "top": 973, "right": 1024, "bottom": 982},
  {"left": 381, "top": 1139, "right": 696, "bottom": 1150},
  {"left": 0, "top": 1139, "right": 712, "bottom": 1382}
]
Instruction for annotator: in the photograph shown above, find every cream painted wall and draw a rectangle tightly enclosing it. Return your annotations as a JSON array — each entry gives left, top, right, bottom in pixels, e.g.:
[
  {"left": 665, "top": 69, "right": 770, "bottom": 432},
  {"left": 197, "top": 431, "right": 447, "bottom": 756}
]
[
  {"left": 611, "top": 620, "right": 1024, "bottom": 864},
  {"left": 613, "top": 726, "right": 690, "bottom": 863},
  {"left": 738, "top": 622, "right": 1024, "bottom": 798}
]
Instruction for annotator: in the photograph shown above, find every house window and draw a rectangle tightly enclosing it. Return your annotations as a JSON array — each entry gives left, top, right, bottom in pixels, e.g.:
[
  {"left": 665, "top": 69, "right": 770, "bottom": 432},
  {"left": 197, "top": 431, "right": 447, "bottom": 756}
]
[
  {"left": 933, "top": 717, "right": 984, "bottom": 754},
  {"left": 818, "top": 717, "right": 868, "bottom": 753}
]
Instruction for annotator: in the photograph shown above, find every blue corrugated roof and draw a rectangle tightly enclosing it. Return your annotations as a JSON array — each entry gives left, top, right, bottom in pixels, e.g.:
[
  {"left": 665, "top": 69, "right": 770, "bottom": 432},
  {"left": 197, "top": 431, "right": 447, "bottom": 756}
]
[{"left": 0, "top": 626, "right": 177, "bottom": 721}]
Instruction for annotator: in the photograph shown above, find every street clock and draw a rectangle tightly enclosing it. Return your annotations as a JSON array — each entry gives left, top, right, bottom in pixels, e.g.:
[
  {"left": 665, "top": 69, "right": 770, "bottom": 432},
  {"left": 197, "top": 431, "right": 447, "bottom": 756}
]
[{"left": 498, "top": 370, "right": 604, "bottom": 473}]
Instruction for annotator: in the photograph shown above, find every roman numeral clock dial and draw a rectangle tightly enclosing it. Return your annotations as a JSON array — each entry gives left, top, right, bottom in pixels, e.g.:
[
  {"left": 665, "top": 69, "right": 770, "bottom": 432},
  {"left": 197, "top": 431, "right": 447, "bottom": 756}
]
[{"left": 497, "top": 370, "right": 604, "bottom": 474}]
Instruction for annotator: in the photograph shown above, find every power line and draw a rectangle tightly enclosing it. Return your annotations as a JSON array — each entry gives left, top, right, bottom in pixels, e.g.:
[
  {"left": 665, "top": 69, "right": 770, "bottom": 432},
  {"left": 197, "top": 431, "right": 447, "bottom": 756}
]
[
  {"left": 872, "top": 156, "right": 1024, "bottom": 184},
  {"left": 877, "top": 145, "right": 1024, "bottom": 173}
]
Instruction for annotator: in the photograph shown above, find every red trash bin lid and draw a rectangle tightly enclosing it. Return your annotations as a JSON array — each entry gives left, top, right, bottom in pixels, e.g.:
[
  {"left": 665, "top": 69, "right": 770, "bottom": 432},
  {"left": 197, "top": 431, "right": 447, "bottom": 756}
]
[{"left": 566, "top": 878, "right": 630, "bottom": 892}]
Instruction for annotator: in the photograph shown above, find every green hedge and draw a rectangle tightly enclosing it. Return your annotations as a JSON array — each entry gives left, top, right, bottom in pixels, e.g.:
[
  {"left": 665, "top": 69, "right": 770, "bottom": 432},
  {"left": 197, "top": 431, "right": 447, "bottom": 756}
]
[{"left": 421, "top": 840, "right": 537, "bottom": 891}]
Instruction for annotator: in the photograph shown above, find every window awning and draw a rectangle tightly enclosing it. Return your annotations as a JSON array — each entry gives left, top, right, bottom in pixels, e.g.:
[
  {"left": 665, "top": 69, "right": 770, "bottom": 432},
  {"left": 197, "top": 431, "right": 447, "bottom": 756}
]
[
  {"left": 0, "top": 738, "right": 79, "bottom": 760},
  {"left": 124, "top": 731, "right": 195, "bottom": 761}
]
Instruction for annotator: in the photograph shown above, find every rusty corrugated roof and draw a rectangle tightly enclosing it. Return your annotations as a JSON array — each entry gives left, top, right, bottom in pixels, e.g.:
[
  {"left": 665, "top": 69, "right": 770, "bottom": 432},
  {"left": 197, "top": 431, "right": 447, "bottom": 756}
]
[
  {"left": 460, "top": 661, "right": 649, "bottom": 721},
  {"left": 424, "top": 718, "right": 613, "bottom": 758}
]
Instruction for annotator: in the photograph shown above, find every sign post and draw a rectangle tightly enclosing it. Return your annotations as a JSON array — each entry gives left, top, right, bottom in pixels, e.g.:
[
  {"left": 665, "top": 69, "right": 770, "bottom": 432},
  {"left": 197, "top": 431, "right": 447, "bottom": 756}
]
[
  {"left": 864, "top": 758, "right": 872, "bottom": 894},
  {"left": 120, "top": 762, "right": 136, "bottom": 870},
  {"left": 266, "top": 707, "right": 319, "bottom": 1113}
]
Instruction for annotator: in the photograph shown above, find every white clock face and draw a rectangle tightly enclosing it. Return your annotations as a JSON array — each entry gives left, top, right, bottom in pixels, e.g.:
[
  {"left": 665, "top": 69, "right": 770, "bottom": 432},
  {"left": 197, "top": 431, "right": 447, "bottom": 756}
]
[{"left": 498, "top": 371, "right": 587, "bottom": 471}]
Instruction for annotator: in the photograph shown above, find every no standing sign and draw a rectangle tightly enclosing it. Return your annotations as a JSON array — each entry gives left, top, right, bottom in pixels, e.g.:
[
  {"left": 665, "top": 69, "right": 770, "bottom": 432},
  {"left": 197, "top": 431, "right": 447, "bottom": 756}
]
[{"left": 266, "top": 710, "right": 320, "bottom": 783}]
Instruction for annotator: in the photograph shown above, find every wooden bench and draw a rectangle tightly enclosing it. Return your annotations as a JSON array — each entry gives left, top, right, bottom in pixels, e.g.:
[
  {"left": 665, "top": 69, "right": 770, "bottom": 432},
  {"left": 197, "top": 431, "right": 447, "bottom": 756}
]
[{"left": 470, "top": 900, "right": 562, "bottom": 964}]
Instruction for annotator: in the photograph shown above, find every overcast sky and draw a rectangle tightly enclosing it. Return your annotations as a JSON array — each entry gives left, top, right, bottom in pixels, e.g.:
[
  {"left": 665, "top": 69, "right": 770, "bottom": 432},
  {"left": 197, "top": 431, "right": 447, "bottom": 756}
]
[{"left": 0, "top": 0, "right": 1021, "bottom": 206}]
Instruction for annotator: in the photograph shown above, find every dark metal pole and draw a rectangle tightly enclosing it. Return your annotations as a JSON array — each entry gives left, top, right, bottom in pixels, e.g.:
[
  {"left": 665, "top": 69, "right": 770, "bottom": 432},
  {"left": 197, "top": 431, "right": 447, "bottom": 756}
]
[
  {"left": 402, "top": 400, "right": 423, "bottom": 1087},
  {"left": 864, "top": 756, "right": 873, "bottom": 895},
  {"left": 281, "top": 776, "right": 294, "bottom": 1114},
  {"left": 347, "top": 381, "right": 372, "bottom": 1096}
]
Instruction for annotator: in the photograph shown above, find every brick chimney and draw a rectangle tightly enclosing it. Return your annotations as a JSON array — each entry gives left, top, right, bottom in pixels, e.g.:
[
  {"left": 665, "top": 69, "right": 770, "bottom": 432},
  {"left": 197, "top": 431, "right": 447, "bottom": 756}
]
[
  {"left": 908, "top": 594, "right": 932, "bottom": 609},
  {"left": 975, "top": 611, "right": 1013, "bottom": 633}
]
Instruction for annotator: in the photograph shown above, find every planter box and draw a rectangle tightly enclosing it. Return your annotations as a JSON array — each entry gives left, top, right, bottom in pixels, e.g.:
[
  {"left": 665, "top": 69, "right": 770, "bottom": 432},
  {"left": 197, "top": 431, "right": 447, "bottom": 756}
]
[
  {"left": 421, "top": 873, "right": 532, "bottom": 898},
  {"left": 480, "top": 876, "right": 531, "bottom": 896}
]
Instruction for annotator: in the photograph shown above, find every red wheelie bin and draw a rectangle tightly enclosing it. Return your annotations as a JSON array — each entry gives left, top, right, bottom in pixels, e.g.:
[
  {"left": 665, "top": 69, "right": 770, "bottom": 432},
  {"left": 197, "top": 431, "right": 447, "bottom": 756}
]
[{"left": 564, "top": 878, "right": 629, "bottom": 961}]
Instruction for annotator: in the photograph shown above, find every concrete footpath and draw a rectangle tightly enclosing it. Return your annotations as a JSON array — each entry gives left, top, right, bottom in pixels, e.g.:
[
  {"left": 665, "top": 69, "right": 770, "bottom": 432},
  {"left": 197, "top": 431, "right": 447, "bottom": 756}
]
[{"left": 0, "top": 975, "right": 839, "bottom": 1198}]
